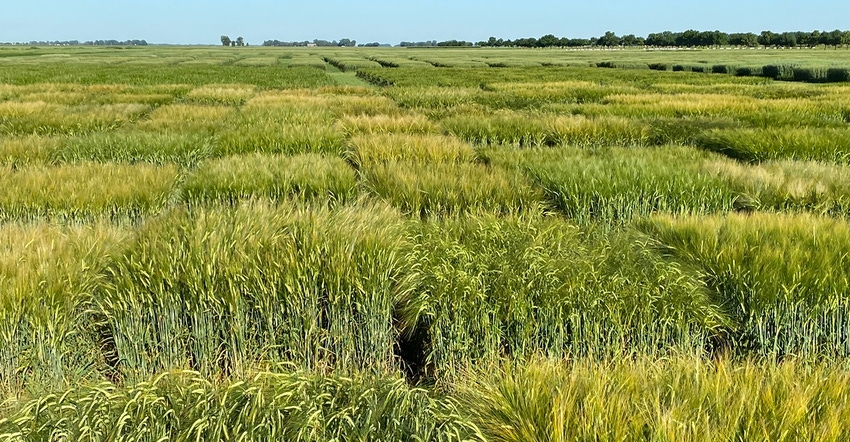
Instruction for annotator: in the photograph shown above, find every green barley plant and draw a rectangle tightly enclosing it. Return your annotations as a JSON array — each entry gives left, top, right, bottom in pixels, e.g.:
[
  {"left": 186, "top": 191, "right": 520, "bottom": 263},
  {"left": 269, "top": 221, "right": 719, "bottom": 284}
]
[
  {"left": 486, "top": 145, "right": 739, "bottom": 222},
  {"left": 457, "top": 356, "right": 850, "bottom": 442},
  {"left": 182, "top": 152, "right": 358, "bottom": 205},
  {"left": 0, "top": 370, "right": 483, "bottom": 442},
  {"left": 0, "top": 162, "right": 179, "bottom": 221},
  {"left": 696, "top": 127, "right": 850, "bottom": 164},
  {"left": 398, "top": 215, "right": 725, "bottom": 380},
  {"left": 640, "top": 212, "right": 850, "bottom": 357},
  {"left": 92, "top": 201, "right": 416, "bottom": 382},
  {"left": 0, "top": 222, "right": 129, "bottom": 398},
  {"left": 346, "top": 133, "right": 475, "bottom": 167},
  {"left": 361, "top": 161, "right": 543, "bottom": 217},
  {"left": 444, "top": 112, "right": 649, "bottom": 147},
  {"left": 216, "top": 121, "right": 344, "bottom": 156},
  {"left": 56, "top": 130, "right": 215, "bottom": 166},
  {"left": 443, "top": 111, "right": 552, "bottom": 147},
  {"left": 215, "top": 92, "right": 344, "bottom": 156}
]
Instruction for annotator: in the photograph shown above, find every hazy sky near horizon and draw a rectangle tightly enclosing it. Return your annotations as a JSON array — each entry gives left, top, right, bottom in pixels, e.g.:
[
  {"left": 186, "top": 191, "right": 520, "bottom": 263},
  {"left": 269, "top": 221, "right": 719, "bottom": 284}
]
[{"left": 2, "top": 1, "right": 848, "bottom": 45}]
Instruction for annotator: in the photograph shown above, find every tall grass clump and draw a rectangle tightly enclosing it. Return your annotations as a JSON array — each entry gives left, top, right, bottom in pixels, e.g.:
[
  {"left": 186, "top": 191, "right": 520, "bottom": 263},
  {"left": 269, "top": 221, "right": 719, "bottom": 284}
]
[
  {"left": 547, "top": 115, "right": 649, "bottom": 147},
  {"left": 336, "top": 113, "right": 440, "bottom": 136},
  {"left": 0, "top": 371, "right": 482, "bottom": 441},
  {"left": 705, "top": 158, "right": 850, "bottom": 215},
  {"left": 443, "top": 112, "right": 551, "bottom": 146},
  {"left": 0, "top": 163, "right": 178, "bottom": 221},
  {"left": 488, "top": 146, "right": 739, "bottom": 223},
  {"left": 362, "top": 161, "right": 543, "bottom": 217},
  {"left": 444, "top": 113, "right": 649, "bottom": 147},
  {"left": 347, "top": 134, "right": 475, "bottom": 167},
  {"left": 56, "top": 131, "right": 215, "bottom": 166},
  {"left": 397, "top": 215, "right": 724, "bottom": 380},
  {"left": 457, "top": 356, "right": 850, "bottom": 442},
  {"left": 135, "top": 104, "right": 235, "bottom": 134},
  {"left": 0, "top": 223, "right": 128, "bottom": 398},
  {"left": 322, "top": 94, "right": 402, "bottom": 118},
  {"left": 93, "top": 201, "right": 415, "bottom": 382},
  {"left": 215, "top": 96, "right": 344, "bottom": 156},
  {"left": 696, "top": 127, "right": 850, "bottom": 164},
  {"left": 0, "top": 102, "right": 149, "bottom": 136},
  {"left": 641, "top": 212, "right": 850, "bottom": 357},
  {"left": 483, "top": 81, "right": 638, "bottom": 107},
  {"left": 0, "top": 135, "right": 61, "bottom": 167},
  {"left": 182, "top": 152, "right": 357, "bottom": 205},
  {"left": 185, "top": 84, "right": 257, "bottom": 106}
]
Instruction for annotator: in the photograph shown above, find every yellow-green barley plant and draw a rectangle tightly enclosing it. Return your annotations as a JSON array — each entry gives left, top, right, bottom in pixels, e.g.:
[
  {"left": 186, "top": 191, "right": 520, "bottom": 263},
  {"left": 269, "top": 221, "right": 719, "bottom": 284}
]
[
  {"left": 361, "top": 160, "right": 544, "bottom": 217},
  {"left": 0, "top": 136, "right": 61, "bottom": 167},
  {"left": 0, "top": 162, "right": 179, "bottom": 221},
  {"left": 181, "top": 152, "right": 358, "bottom": 205},
  {"left": 0, "top": 370, "right": 483, "bottom": 441},
  {"left": 57, "top": 131, "right": 215, "bottom": 167},
  {"left": 640, "top": 212, "right": 850, "bottom": 357},
  {"left": 336, "top": 113, "right": 440, "bottom": 136},
  {"left": 93, "top": 201, "right": 416, "bottom": 382},
  {"left": 0, "top": 222, "right": 128, "bottom": 398},
  {"left": 0, "top": 102, "right": 149, "bottom": 136},
  {"left": 346, "top": 133, "right": 475, "bottom": 168},
  {"left": 457, "top": 355, "right": 850, "bottom": 442}
]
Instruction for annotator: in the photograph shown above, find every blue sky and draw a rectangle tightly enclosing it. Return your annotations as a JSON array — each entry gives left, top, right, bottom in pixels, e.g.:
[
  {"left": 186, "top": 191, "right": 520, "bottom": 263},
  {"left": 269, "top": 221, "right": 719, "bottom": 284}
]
[{"left": 1, "top": 1, "right": 848, "bottom": 45}]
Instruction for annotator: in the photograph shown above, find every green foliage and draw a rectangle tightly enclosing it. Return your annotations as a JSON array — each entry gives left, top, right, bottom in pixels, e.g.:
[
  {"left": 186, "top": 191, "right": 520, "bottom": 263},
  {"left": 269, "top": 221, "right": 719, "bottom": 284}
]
[
  {"left": 486, "top": 145, "right": 739, "bottom": 222},
  {"left": 400, "top": 215, "right": 723, "bottom": 378},
  {"left": 361, "top": 161, "right": 542, "bottom": 217},
  {"left": 696, "top": 127, "right": 850, "bottom": 163},
  {"left": 458, "top": 357, "right": 850, "bottom": 442},
  {"left": 641, "top": 213, "right": 850, "bottom": 356},
  {"left": 57, "top": 131, "right": 215, "bottom": 166},
  {"left": 94, "top": 202, "right": 414, "bottom": 381},
  {"left": 182, "top": 152, "right": 358, "bottom": 204},
  {"left": 0, "top": 162, "right": 178, "bottom": 221},
  {"left": 0, "top": 371, "right": 482, "bottom": 441},
  {"left": 3, "top": 46, "right": 850, "bottom": 438}
]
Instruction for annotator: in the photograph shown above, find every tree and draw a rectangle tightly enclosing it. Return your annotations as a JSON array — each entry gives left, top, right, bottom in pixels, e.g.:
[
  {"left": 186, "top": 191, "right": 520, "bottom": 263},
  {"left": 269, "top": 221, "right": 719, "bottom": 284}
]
[
  {"left": 221, "top": 35, "right": 231, "bottom": 47},
  {"left": 537, "top": 34, "right": 559, "bottom": 47},
  {"left": 598, "top": 31, "right": 621, "bottom": 47},
  {"left": 758, "top": 30, "right": 776, "bottom": 47},
  {"left": 236, "top": 36, "right": 245, "bottom": 47},
  {"left": 729, "top": 32, "right": 758, "bottom": 47},
  {"left": 646, "top": 31, "right": 675, "bottom": 47}
]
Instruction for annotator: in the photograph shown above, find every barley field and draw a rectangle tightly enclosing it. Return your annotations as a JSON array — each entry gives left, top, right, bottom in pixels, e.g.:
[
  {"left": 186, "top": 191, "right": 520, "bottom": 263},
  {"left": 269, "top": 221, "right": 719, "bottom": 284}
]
[{"left": 1, "top": 45, "right": 850, "bottom": 441}]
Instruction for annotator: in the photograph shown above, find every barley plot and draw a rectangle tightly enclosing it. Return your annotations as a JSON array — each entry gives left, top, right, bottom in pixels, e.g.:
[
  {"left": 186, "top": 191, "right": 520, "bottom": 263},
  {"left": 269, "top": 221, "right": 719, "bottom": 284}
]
[{"left": 2, "top": 46, "right": 850, "bottom": 441}]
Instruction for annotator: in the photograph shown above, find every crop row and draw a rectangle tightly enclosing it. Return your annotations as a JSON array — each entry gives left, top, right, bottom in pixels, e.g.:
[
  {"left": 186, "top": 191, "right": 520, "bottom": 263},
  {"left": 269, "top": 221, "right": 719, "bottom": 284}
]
[{"left": 2, "top": 203, "right": 849, "bottom": 397}]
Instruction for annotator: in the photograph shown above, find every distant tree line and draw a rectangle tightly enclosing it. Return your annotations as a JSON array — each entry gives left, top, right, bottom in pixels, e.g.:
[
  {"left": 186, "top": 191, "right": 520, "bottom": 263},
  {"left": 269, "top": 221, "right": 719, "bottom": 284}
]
[
  {"left": 359, "top": 42, "right": 392, "bottom": 47},
  {"left": 4, "top": 40, "right": 148, "bottom": 46},
  {"left": 221, "top": 36, "right": 248, "bottom": 47},
  {"left": 399, "top": 41, "right": 438, "bottom": 47},
  {"left": 262, "top": 38, "right": 356, "bottom": 47},
  {"left": 475, "top": 29, "right": 850, "bottom": 48}
]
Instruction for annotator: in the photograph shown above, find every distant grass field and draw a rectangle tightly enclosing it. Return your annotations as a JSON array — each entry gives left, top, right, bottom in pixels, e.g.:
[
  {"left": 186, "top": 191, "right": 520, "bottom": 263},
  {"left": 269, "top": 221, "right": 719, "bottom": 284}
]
[{"left": 1, "top": 46, "right": 850, "bottom": 441}]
